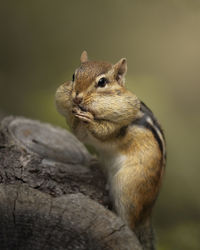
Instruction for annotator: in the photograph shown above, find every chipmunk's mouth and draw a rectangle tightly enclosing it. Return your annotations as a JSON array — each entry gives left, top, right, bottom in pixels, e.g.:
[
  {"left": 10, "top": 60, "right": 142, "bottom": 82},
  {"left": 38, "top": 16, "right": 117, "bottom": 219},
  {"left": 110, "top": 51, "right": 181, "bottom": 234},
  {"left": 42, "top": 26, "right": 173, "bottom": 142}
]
[
  {"left": 78, "top": 104, "right": 87, "bottom": 112},
  {"left": 72, "top": 104, "right": 97, "bottom": 120},
  {"left": 72, "top": 104, "right": 90, "bottom": 114}
]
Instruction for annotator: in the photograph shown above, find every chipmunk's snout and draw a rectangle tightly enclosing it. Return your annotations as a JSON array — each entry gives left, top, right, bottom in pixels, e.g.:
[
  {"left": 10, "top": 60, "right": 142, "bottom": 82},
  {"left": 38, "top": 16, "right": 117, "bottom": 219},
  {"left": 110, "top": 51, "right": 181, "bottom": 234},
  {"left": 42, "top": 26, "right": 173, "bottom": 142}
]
[{"left": 73, "top": 92, "right": 83, "bottom": 105}]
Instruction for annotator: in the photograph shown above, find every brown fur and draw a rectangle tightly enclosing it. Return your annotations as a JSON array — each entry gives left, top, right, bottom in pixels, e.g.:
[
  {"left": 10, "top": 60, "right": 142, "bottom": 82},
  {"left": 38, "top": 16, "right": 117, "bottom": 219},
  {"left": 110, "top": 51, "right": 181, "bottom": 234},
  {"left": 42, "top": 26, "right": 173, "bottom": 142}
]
[
  {"left": 55, "top": 51, "right": 165, "bottom": 250},
  {"left": 75, "top": 61, "right": 112, "bottom": 93},
  {"left": 117, "top": 126, "right": 163, "bottom": 229}
]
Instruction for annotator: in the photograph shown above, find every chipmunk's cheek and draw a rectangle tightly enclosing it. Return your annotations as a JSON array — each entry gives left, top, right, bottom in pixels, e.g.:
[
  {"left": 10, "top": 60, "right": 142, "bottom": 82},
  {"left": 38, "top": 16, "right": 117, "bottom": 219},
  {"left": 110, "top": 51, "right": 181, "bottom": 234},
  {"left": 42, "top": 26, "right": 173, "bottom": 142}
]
[
  {"left": 55, "top": 83, "right": 73, "bottom": 116},
  {"left": 85, "top": 101, "right": 98, "bottom": 116}
]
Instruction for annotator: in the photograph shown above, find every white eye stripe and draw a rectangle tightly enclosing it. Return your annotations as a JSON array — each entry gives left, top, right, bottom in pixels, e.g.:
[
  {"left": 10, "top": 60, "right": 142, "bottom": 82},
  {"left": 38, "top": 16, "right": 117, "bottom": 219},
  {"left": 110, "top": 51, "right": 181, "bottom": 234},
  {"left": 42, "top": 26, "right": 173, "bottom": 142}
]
[{"left": 96, "top": 74, "right": 106, "bottom": 83}]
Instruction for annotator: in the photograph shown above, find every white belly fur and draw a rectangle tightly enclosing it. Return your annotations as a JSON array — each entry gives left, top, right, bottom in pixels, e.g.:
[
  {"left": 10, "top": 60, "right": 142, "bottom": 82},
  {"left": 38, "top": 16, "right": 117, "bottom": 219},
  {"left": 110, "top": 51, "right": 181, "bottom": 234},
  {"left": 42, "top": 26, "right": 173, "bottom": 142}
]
[
  {"left": 85, "top": 132, "right": 129, "bottom": 223},
  {"left": 86, "top": 132, "right": 126, "bottom": 178}
]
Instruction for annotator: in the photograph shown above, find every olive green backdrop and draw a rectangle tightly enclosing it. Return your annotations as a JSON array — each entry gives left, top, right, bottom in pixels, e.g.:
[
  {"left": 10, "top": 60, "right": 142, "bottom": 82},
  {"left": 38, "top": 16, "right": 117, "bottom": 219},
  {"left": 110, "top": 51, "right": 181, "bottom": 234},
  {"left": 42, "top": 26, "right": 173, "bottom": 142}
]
[{"left": 0, "top": 1, "right": 200, "bottom": 249}]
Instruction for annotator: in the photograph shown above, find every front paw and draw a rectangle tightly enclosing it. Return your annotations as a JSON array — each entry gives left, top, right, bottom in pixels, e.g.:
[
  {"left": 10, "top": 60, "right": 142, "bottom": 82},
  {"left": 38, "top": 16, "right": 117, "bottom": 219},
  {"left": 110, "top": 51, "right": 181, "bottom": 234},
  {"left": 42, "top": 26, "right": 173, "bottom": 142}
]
[{"left": 72, "top": 107, "right": 94, "bottom": 123}]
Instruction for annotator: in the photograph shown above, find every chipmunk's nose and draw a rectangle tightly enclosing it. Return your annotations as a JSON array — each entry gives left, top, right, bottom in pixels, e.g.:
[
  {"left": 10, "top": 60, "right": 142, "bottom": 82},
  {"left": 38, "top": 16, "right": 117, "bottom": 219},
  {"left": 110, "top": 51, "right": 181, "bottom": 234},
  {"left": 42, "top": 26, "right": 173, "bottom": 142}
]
[{"left": 73, "top": 92, "right": 83, "bottom": 105}]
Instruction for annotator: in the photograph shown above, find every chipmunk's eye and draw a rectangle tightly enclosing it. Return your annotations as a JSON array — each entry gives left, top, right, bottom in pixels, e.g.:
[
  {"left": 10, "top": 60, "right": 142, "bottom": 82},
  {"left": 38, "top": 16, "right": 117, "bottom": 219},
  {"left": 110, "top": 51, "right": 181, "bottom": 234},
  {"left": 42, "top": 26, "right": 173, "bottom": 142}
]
[
  {"left": 97, "top": 77, "right": 108, "bottom": 88},
  {"left": 72, "top": 73, "right": 75, "bottom": 82}
]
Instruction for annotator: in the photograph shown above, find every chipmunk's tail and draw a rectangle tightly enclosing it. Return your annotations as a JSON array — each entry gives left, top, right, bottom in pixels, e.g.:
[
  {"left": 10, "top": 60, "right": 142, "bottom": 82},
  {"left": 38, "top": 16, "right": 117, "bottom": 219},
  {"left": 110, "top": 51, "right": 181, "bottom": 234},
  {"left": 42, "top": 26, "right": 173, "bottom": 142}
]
[{"left": 134, "top": 218, "right": 156, "bottom": 250}]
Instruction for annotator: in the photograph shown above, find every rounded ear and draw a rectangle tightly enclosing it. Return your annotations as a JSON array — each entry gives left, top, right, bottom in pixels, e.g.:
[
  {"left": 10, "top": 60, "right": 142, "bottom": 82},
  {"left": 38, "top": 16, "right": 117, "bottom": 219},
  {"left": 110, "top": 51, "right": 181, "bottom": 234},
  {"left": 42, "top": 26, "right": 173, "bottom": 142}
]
[
  {"left": 80, "top": 50, "right": 88, "bottom": 63},
  {"left": 113, "top": 58, "right": 127, "bottom": 86}
]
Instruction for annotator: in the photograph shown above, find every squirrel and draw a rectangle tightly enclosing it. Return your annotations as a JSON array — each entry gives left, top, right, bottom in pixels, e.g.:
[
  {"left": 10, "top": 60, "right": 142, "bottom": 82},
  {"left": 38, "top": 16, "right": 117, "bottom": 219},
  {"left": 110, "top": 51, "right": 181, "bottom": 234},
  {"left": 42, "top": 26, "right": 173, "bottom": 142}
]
[{"left": 55, "top": 51, "right": 166, "bottom": 250}]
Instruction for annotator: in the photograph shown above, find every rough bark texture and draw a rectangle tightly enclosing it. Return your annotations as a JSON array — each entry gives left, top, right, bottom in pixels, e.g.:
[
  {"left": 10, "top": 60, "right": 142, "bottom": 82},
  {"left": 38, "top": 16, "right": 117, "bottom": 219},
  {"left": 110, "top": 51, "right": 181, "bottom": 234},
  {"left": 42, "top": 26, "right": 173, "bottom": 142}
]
[{"left": 0, "top": 116, "right": 142, "bottom": 250}]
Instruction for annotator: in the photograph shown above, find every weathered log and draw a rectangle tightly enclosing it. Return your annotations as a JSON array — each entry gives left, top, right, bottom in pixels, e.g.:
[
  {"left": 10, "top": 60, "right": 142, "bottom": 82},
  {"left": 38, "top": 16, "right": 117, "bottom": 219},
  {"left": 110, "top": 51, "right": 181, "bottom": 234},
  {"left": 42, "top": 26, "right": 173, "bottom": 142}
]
[
  {"left": 0, "top": 116, "right": 142, "bottom": 250},
  {"left": 0, "top": 116, "right": 107, "bottom": 201}
]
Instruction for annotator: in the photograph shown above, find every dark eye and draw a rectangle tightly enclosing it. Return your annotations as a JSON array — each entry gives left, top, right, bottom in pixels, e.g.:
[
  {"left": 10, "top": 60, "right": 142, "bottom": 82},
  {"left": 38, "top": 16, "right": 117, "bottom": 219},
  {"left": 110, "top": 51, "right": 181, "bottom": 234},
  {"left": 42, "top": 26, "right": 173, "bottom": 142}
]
[
  {"left": 72, "top": 73, "right": 75, "bottom": 82},
  {"left": 97, "top": 77, "right": 108, "bottom": 88}
]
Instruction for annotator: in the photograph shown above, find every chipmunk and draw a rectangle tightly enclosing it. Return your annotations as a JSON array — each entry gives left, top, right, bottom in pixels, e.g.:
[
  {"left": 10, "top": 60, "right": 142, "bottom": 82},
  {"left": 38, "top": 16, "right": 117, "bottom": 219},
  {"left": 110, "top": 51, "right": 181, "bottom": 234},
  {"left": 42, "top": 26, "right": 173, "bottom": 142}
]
[{"left": 55, "top": 51, "right": 166, "bottom": 250}]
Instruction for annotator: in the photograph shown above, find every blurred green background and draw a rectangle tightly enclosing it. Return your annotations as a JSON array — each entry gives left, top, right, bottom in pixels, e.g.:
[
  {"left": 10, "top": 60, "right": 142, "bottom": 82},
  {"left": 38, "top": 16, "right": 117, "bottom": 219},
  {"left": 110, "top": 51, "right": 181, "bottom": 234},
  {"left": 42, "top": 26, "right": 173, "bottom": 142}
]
[{"left": 0, "top": 0, "right": 200, "bottom": 249}]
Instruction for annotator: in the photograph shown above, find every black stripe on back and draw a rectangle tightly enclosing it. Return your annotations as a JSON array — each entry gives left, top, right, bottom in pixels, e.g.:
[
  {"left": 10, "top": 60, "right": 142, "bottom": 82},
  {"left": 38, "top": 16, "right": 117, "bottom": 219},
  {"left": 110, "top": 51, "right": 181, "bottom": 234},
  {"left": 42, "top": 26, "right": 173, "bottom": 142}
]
[
  {"left": 140, "top": 101, "right": 165, "bottom": 140},
  {"left": 132, "top": 101, "right": 165, "bottom": 156}
]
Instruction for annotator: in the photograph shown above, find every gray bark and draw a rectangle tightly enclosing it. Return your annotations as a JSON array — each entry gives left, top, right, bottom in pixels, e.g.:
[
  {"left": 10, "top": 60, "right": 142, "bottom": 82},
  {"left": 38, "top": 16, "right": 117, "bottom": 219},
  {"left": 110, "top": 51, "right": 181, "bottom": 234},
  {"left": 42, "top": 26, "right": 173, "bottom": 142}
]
[{"left": 0, "top": 116, "right": 142, "bottom": 250}]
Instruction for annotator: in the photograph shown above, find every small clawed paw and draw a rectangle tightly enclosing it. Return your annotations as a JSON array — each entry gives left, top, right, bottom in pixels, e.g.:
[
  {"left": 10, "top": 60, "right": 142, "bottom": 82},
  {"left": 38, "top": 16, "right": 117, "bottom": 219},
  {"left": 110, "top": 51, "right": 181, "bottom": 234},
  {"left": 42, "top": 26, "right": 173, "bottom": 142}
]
[{"left": 72, "top": 107, "right": 94, "bottom": 123}]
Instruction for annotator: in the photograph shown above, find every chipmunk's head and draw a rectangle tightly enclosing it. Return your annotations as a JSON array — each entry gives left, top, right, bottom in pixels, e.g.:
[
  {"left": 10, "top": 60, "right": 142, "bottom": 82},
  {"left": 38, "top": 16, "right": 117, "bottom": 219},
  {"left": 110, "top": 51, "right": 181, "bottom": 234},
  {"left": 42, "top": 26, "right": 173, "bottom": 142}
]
[
  {"left": 56, "top": 51, "right": 140, "bottom": 125},
  {"left": 72, "top": 51, "right": 128, "bottom": 103},
  {"left": 69, "top": 51, "right": 139, "bottom": 122}
]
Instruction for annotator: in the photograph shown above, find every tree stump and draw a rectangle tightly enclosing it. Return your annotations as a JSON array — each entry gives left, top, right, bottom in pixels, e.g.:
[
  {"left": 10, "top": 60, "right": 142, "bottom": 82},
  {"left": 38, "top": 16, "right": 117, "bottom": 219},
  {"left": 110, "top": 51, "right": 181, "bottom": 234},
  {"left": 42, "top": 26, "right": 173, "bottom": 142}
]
[{"left": 0, "top": 116, "right": 142, "bottom": 250}]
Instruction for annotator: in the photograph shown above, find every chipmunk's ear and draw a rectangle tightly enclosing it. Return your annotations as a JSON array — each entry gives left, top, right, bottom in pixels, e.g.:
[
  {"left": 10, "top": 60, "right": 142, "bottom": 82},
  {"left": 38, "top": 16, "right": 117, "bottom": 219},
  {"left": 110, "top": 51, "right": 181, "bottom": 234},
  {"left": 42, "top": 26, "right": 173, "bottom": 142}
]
[
  {"left": 113, "top": 58, "right": 127, "bottom": 86},
  {"left": 80, "top": 50, "right": 88, "bottom": 63}
]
